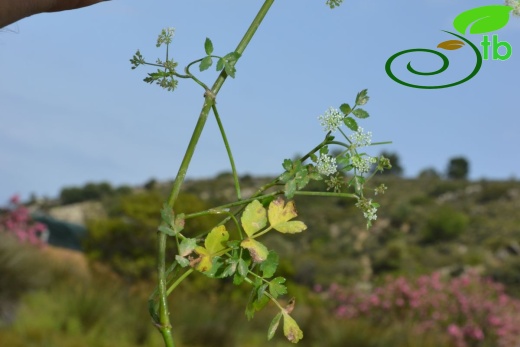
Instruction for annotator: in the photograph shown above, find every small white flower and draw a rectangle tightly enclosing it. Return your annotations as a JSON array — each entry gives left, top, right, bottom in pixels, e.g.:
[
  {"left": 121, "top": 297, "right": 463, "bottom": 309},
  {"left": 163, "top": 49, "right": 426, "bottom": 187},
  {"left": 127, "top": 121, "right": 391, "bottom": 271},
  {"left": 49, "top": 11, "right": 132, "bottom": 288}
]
[
  {"left": 318, "top": 107, "right": 343, "bottom": 132},
  {"left": 349, "top": 127, "right": 372, "bottom": 147},
  {"left": 352, "top": 155, "right": 377, "bottom": 173},
  {"left": 316, "top": 154, "right": 337, "bottom": 176},
  {"left": 356, "top": 198, "right": 378, "bottom": 228},
  {"left": 157, "top": 27, "right": 175, "bottom": 47}
]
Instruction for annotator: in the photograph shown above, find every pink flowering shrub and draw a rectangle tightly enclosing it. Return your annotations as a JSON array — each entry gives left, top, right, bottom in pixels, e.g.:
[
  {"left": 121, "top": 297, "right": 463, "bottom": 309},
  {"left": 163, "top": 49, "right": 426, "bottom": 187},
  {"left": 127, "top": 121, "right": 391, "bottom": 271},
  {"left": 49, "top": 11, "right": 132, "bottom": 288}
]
[
  {"left": 0, "top": 195, "right": 47, "bottom": 246},
  {"left": 322, "top": 271, "right": 520, "bottom": 347}
]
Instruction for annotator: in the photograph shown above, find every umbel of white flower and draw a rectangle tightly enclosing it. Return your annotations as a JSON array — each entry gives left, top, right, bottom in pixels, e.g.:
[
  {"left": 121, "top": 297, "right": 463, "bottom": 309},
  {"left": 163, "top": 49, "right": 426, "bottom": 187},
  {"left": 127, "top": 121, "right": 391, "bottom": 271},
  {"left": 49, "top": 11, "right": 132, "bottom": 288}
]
[
  {"left": 318, "top": 107, "right": 343, "bottom": 133},
  {"left": 316, "top": 154, "right": 338, "bottom": 176},
  {"left": 349, "top": 127, "right": 372, "bottom": 147}
]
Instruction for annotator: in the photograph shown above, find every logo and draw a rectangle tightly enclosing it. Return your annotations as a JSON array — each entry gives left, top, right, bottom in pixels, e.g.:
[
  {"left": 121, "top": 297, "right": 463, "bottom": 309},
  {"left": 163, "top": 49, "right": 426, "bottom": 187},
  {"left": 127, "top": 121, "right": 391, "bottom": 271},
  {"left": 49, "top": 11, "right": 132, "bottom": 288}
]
[{"left": 385, "top": 5, "right": 514, "bottom": 89}]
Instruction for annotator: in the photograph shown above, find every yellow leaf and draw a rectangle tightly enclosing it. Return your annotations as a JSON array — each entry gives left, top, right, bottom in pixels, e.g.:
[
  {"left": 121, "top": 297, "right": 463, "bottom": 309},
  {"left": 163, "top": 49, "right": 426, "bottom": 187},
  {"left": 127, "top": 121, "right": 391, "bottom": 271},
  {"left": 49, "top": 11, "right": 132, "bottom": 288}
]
[
  {"left": 240, "top": 238, "right": 269, "bottom": 263},
  {"left": 193, "top": 226, "right": 229, "bottom": 273},
  {"left": 205, "top": 225, "right": 229, "bottom": 254},
  {"left": 268, "top": 198, "right": 306, "bottom": 233},
  {"left": 273, "top": 221, "right": 307, "bottom": 234},
  {"left": 241, "top": 200, "right": 267, "bottom": 237},
  {"left": 268, "top": 197, "right": 297, "bottom": 226},
  {"left": 194, "top": 246, "right": 212, "bottom": 272},
  {"left": 282, "top": 312, "right": 303, "bottom": 343}
]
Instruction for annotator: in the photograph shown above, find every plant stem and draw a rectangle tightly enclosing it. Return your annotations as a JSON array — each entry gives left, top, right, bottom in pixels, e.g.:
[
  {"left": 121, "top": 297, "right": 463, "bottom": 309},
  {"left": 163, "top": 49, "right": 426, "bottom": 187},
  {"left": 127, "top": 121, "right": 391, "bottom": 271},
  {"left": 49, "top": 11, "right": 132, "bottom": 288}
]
[
  {"left": 212, "top": 104, "right": 242, "bottom": 200},
  {"left": 156, "top": 1, "right": 276, "bottom": 346}
]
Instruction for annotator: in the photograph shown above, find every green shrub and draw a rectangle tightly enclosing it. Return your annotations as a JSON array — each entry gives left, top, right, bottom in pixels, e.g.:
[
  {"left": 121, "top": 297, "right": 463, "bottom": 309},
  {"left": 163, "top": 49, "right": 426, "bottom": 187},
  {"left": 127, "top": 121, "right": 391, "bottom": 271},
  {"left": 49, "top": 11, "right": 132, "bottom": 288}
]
[{"left": 420, "top": 206, "right": 468, "bottom": 243}]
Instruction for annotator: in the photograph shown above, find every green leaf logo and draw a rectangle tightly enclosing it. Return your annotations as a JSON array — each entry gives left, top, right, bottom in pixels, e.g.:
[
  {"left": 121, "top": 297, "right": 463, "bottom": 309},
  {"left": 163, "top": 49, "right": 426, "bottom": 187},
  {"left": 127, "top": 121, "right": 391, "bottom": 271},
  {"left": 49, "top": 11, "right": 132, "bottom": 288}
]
[{"left": 453, "top": 5, "right": 513, "bottom": 35}]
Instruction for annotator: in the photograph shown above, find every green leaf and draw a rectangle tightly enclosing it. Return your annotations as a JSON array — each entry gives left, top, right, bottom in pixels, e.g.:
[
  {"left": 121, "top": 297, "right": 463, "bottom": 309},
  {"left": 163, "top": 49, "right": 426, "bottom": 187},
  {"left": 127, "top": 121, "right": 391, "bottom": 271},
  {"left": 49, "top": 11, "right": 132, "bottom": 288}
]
[
  {"left": 221, "top": 259, "right": 238, "bottom": 277},
  {"left": 343, "top": 117, "right": 359, "bottom": 131},
  {"left": 260, "top": 251, "right": 279, "bottom": 278},
  {"left": 245, "top": 283, "right": 270, "bottom": 320},
  {"left": 237, "top": 258, "right": 249, "bottom": 277},
  {"left": 269, "top": 277, "right": 287, "bottom": 298},
  {"left": 224, "top": 63, "right": 236, "bottom": 78},
  {"left": 241, "top": 238, "right": 269, "bottom": 263},
  {"left": 160, "top": 203, "right": 174, "bottom": 225},
  {"left": 340, "top": 103, "right": 352, "bottom": 115},
  {"left": 352, "top": 108, "right": 369, "bottom": 119},
  {"left": 268, "top": 312, "right": 282, "bottom": 341},
  {"left": 241, "top": 200, "right": 267, "bottom": 237},
  {"left": 284, "top": 180, "right": 297, "bottom": 199},
  {"left": 453, "top": 5, "right": 512, "bottom": 35},
  {"left": 216, "top": 58, "right": 225, "bottom": 71},
  {"left": 204, "top": 37, "right": 213, "bottom": 55},
  {"left": 175, "top": 255, "right": 190, "bottom": 267},
  {"left": 282, "top": 312, "right": 303, "bottom": 343},
  {"left": 356, "top": 89, "right": 369, "bottom": 105},
  {"left": 158, "top": 224, "right": 176, "bottom": 236},
  {"left": 178, "top": 238, "right": 197, "bottom": 256},
  {"left": 199, "top": 56, "right": 213, "bottom": 71},
  {"left": 204, "top": 256, "right": 225, "bottom": 278},
  {"left": 282, "top": 159, "right": 293, "bottom": 171}
]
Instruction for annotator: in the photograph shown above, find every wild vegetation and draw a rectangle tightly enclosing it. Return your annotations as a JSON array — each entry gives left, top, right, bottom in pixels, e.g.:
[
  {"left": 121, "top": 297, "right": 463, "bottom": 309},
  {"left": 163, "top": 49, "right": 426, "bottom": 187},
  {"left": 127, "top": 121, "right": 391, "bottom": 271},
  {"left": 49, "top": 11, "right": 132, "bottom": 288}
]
[{"left": 1, "top": 170, "right": 520, "bottom": 346}]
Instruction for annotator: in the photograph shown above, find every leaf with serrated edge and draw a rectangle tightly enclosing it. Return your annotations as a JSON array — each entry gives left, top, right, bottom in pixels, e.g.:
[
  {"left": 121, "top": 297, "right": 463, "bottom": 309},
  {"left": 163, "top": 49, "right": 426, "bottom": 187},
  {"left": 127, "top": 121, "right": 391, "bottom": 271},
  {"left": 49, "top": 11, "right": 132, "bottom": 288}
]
[
  {"left": 352, "top": 108, "right": 369, "bottom": 119},
  {"left": 158, "top": 224, "right": 176, "bottom": 236},
  {"left": 260, "top": 251, "right": 279, "bottom": 278},
  {"left": 178, "top": 238, "right": 197, "bottom": 257},
  {"left": 269, "top": 277, "right": 287, "bottom": 298},
  {"left": 205, "top": 225, "right": 229, "bottom": 254},
  {"left": 241, "top": 200, "right": 267, "bottom": 237},
  {"left": 204, "top": 37, "right": 213, "bottom": 55},
  {"left": 344, "top": 117, "right": 359, "bottom": 131},
  {"left": 340, "top": 103, "right": 352, "bottom": 115},
  {"left": 268, "top": 198, "right": 297, "bottom": 226},
  {"left": 199, "top": 56, "right": 213, "bottom": 71},
  {"left": 268, "top": 312, "right": 282, "bottom": 341},
  {"left": 241, "top": 238, "right": 269, "bottom": 263},
  {"left": 282, "top": 312, "right": 303, "bottom": 343}
]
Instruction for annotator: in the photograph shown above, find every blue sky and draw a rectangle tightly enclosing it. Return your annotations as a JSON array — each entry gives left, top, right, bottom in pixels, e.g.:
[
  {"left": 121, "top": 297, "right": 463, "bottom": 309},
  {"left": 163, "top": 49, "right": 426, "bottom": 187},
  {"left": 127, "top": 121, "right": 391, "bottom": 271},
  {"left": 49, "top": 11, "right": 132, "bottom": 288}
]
[{"left": 1, "top": 0, "right": 519, "bottom": 202}]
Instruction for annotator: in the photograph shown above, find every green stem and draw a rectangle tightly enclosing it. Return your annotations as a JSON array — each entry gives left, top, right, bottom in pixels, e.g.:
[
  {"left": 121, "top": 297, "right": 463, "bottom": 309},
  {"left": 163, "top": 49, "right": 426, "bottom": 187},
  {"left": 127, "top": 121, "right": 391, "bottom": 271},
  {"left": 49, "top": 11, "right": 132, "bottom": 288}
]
[
  {"left": 184, "top": 190, "right": 283, "bottom": 220},
  {"left": 156, "top": 1, "right": 276, "bottom": 346},
  {"left": 167, "top": 268, "right": 194, "bottom": 296},
  {"left": 212, "top": 104, "right": 242, "bottom": 200},
  {"left": 293, "top": 190, "right": 359, "bottom": 199}
]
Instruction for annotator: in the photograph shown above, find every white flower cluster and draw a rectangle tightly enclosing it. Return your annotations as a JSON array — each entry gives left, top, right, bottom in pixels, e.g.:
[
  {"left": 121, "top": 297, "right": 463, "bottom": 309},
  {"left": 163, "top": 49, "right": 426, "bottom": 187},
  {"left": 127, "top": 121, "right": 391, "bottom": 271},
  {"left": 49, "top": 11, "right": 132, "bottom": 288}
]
[
  {"left": 352, "top": 155, "right": 377, "bottom": 173},
  {"left": 157, "top": 27, "right": 175, "bottom": 47},
  {"left": 318, "top": 107, "right": 343, "bottom": 133},
  {"left": 349, "top": 127, "right": 372, "bottom": 147},
  {"left": 356, "top": 198, "right": 378, "bottom": 227},
  {"left": 316, "top": 154, "right": 337, "bottom": 176}
]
